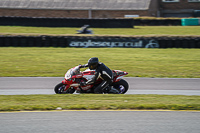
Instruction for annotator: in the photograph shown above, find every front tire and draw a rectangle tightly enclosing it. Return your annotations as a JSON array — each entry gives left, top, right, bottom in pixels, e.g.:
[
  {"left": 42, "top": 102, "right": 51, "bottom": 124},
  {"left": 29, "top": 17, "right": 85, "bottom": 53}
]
[
  {"left": 112, "top": 79, "right": 129, "bottom": 94},
  {"left": 54, "top": 82, "right": 75, "bottom": 94}
]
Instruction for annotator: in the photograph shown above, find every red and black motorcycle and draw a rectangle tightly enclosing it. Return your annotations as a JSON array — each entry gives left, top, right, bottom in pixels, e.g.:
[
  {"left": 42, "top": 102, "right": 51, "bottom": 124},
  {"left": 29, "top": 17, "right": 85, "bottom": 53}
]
[{"left": 54, "top": 66, "right": 129, "bottom": 94}]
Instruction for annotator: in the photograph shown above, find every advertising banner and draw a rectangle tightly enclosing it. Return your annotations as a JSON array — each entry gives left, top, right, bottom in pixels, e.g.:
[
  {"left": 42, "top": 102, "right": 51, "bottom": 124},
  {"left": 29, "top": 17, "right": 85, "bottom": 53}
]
[{"left": 68, "top": 39, "right": 160, "bottom": 48}]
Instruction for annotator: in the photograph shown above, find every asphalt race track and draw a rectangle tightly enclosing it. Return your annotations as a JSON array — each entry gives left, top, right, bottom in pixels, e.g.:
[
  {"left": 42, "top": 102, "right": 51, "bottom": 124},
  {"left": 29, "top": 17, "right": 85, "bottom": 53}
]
[
  {"left": 0, "top": 111, "right": 200, "bottom": 133},
  {"left": 0, "top": 77, "right": 200, "bottom": 95},
  {"left": 1, "top": 78, "right": 200, "bottom": 133}
]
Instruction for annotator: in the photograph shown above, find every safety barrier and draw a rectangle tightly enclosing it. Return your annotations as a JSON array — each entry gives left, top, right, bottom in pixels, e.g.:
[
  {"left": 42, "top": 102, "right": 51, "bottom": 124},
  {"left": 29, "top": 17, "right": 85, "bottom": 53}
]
[
  {"left": 134, "top": 19, "right": 181, "bottom": 26},
  {"left": 0, "top": 35, "right": 199, "bottom": 48},
  {"left": 0, "top": 17, "right": 183, "bottom": 27},
  {"left": 0, "top": 17, "right": 134, "bottom": 28},
  {"left": 182, "top": 18, "right": 200, "bottom": 26}
]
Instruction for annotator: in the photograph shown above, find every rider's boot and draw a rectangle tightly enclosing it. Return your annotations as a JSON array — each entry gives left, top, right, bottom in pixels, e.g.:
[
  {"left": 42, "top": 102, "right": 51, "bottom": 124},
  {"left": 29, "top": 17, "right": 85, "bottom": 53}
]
[{"left": 108, "top": 87, "right": 119, "bottom": 94}]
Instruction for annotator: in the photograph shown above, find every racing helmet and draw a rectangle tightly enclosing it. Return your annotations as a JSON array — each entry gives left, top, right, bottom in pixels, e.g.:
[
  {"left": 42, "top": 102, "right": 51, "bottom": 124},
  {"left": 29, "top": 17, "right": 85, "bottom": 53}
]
[{"left": 88, "top": 57, "right": 99, "bottom": 70}]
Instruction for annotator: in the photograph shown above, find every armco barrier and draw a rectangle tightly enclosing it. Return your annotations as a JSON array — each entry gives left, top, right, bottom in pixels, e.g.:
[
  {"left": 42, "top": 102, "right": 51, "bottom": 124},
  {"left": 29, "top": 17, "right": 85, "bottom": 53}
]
[{"left": 0, "top": 35, "right": 199, "bottom": 48}]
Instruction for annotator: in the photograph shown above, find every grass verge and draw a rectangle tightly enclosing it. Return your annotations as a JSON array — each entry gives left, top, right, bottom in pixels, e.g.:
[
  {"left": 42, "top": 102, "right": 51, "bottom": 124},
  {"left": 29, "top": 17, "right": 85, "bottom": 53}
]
[
  {"left": 0, "top": 48, "right": 200, "bottom": 78},
  {"left": 0, "top": 26, "right": 200, "bottom": 36},
  {"left": 0, "top": 94, "right": 199, "bottom": 111}
]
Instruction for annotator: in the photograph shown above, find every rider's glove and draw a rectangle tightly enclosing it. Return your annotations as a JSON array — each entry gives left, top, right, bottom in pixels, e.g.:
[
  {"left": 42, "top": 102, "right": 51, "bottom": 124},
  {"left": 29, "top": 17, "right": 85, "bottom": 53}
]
[
  {"left": 79, "top": 64, "right": 83, "bottom": 68},
  {"left": 80, "top": 82, "right": 86, "bottom": 86}
]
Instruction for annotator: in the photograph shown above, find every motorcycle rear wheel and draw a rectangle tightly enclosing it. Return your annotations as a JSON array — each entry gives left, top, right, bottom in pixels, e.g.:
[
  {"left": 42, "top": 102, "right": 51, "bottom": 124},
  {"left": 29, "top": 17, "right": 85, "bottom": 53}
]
[
  {"left": 112, "top": 79, "right": 129, "bottom": 94},
  {"left": 54, "top": 82, "right": 75, "bottom": 94}
]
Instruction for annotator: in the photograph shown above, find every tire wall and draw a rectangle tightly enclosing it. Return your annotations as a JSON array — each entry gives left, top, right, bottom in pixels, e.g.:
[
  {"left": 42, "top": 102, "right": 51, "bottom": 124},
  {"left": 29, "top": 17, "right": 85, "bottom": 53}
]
[
  {"left": 0, "top": 17, "right": 134, "bottom": 28},
  {"left": 0, "top": 35, "right": 199, "bottom": 48},
  {"left": 134, "top": 19, "right": 181, "bottom": 26},
  {"left": 0, "top": 17, "right": 182, "bottom": 26}
]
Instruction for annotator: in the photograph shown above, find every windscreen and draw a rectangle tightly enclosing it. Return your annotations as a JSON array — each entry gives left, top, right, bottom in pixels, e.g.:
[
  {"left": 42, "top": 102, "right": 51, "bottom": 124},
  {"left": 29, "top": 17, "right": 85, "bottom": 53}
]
[{"left": 65, "top": 66, "right": 80, "bottom": 79}]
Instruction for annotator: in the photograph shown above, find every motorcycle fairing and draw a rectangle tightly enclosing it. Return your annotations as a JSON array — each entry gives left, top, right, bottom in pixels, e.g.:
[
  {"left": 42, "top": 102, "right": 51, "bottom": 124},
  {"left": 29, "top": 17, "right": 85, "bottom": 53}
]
[{"left": 62, "top": 66, "right": 128, "bottom": 92}]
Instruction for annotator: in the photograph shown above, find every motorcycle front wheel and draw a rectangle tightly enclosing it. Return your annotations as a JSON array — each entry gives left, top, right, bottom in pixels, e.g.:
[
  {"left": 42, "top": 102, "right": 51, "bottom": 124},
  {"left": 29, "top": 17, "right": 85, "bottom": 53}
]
[{"left": 54, "top": 82, "right": 75, "bottom": 94}]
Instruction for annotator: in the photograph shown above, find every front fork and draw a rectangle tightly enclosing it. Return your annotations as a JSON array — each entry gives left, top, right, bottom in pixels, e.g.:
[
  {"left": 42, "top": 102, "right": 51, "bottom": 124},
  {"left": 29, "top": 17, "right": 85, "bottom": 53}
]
[{"left": 62, "top": 80, "right": 70, "bottom": 91}]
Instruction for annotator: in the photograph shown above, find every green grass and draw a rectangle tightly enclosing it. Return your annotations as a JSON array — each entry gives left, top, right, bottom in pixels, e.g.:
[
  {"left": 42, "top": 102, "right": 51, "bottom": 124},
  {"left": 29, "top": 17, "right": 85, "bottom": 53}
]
[
  {"left": 0, "top": 48, "right": 200, "bottom": 78},
  {"left": 0, "top": 26, "right": 200, "bottom": 36},
  {"left": 0, "top": 94, "right": 199, "bottom": 111},
  {"left": 0, "top": 26, "right": 199, "bottom": 112}
]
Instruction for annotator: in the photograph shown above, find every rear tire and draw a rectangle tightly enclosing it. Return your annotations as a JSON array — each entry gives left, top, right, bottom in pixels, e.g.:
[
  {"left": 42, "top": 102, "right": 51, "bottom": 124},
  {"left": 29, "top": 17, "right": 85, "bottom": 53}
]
[{"left": 112, "top": 79, "right": 129, "bottom": 94}]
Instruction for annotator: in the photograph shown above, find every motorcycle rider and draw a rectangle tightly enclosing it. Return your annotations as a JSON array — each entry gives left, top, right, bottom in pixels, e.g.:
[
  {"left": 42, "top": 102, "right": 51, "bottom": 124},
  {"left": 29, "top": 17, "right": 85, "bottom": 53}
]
[
  {"left": 79, "top": 57, "right": 118, "bottom": 94},
  {"left": 77, "top": 25, "right": 93, "bottom": 34}
]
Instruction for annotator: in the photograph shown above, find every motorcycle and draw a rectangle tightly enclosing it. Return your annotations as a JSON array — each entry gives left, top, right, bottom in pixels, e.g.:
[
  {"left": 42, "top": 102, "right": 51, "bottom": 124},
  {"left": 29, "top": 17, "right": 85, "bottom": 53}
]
[{"left": 54, "top": 65, "right": 129, "bottom": 94}]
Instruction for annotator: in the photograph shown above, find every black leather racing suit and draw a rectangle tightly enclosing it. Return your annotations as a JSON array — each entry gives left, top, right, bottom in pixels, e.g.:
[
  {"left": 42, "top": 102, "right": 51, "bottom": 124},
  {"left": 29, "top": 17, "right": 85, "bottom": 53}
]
[{"left": 81, "top": 62, "right": 113, "bottom": 93}]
